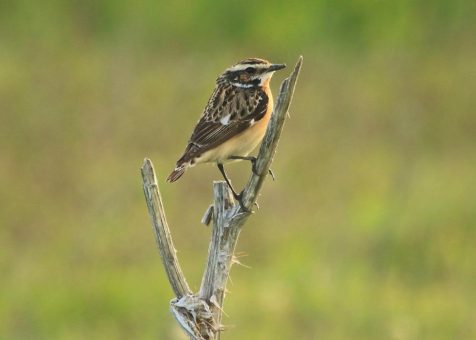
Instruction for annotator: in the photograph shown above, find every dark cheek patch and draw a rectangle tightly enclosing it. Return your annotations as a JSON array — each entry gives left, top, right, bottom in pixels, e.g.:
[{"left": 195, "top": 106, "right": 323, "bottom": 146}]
[{"left": 251, "top": 79, "right": 260, "bottom": 86}]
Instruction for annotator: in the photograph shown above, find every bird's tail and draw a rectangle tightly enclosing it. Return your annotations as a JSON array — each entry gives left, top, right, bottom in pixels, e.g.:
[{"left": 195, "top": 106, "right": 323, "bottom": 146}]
[{"left": 166, "top": 163, "right": 188, "bottom": 183}]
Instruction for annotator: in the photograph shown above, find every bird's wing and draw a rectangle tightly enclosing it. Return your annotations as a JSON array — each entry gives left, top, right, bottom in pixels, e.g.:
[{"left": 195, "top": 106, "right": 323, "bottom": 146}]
[{"left": 178, "top": 85, "right": 268, "bottom": 162}]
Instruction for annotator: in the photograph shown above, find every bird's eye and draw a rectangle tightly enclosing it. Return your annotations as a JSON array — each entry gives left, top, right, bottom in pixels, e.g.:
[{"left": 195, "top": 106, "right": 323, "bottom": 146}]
[{"left": 245, "top": 67, "right": 256, "bottom": 74}]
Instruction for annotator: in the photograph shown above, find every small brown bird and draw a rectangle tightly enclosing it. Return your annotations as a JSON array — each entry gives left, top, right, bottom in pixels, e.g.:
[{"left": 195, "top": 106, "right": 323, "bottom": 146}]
[{"left": 167, "top": 58, "right": 286, "bottom": 202}]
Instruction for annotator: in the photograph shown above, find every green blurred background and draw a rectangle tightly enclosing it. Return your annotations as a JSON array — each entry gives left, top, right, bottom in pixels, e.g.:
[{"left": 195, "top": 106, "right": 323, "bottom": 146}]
[{"left": 1, "top": 0, "right": 475, "bottom": 339}]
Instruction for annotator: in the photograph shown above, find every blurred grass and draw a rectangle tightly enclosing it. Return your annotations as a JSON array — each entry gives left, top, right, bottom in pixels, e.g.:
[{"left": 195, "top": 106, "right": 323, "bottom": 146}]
[{"left": 1, "top": 0, "right": 475, "bottom": 339}]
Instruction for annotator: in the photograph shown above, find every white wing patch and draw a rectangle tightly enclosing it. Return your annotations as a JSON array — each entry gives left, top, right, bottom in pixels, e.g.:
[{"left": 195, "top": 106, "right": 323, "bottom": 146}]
[{"left": 220, "top": 114, "right": 231, "bottom": 125}]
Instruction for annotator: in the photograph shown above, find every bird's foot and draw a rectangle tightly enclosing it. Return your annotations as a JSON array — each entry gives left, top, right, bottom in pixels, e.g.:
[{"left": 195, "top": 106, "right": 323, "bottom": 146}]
[
  {"left": 231, "top": 191, "right": 249, "bottom": 212},
  {"left": 230, "top": 190, "right": 259, "bottom": 213},
  {"left": 249, "top": 157, "right": 275, "bottom": 180}
]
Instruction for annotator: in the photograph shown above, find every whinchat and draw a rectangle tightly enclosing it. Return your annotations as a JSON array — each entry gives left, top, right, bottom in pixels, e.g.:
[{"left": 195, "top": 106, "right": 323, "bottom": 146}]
[{"left": 167, "top": 58, "right": 286, "bottom": 203}]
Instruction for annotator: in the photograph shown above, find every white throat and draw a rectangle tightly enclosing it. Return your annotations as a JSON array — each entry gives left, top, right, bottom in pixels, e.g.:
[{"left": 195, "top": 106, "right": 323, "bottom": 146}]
[{"left": 258, "top": 71, "right": 274, "bottom": 85}]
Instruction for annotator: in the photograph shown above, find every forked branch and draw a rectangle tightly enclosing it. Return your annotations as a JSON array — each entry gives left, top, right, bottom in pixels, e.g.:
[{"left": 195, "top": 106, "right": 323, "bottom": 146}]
[{"left": 141, "top": 56, "right": 302, "bottom": 339}]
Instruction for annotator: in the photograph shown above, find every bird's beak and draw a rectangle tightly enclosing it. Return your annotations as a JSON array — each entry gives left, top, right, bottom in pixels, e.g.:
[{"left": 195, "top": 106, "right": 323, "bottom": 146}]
[{"left": 267, "top": 63, "right": 286, "bottom": 72}]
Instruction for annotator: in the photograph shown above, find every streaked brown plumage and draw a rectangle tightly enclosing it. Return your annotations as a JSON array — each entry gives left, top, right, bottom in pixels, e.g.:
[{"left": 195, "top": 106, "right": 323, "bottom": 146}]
[{"left": 167, "top": 58, "right": 285, "bottom": 200}]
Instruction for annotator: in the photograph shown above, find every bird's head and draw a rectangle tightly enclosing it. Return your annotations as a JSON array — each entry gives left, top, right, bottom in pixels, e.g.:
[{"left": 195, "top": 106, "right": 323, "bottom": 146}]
[{"left": 217, "top": 58, "right": 286, "bottom": 88}]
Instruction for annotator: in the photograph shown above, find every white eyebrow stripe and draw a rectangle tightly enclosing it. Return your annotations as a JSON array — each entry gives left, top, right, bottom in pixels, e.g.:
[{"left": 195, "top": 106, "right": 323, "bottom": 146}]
[{"left": 227, "top": 63, "right": 268, "bottom": 72}]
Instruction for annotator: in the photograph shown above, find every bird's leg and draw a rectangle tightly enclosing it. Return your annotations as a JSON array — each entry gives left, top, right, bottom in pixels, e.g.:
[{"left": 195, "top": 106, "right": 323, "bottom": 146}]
[
  {"left": 229, "top": 155, "right": 275, "bottom": 180},
  {"left": 229, "top": 156, "right": 258, "bottom": 175},
  {"left": 217, "top": 163, "right": 248, "bottom": 211},
  {"left": 217, "top": 163, "right": 239, "bottom": 197}
]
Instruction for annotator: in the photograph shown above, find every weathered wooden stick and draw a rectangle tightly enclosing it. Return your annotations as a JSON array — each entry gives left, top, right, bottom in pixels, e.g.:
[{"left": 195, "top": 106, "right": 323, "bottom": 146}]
[
  {"left": 199, "top": 182, "right": 242, "bottom": 333},
  {"left": 141, "top": 56, "right": 302, "bottom": 340},
  {"left": 141, "top": 159, "right": 191, "bottom": 298}
]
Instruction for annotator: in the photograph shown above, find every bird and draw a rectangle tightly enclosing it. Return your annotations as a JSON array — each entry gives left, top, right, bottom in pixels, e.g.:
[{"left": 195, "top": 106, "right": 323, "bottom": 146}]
[{"left": 167, "top": 57, "right": 286, "bottom": 206}]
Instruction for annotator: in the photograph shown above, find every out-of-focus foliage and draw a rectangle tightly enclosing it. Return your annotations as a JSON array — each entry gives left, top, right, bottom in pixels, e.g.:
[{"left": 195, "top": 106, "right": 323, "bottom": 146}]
[{"left": 1, "top": 0, "right": 475, "bottom": 339}]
